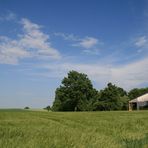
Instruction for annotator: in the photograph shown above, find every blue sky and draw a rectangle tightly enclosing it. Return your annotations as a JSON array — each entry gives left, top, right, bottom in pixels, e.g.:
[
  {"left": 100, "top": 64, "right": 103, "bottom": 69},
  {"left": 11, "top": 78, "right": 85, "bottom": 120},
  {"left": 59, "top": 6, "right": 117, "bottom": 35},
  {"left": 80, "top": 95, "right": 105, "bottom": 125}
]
[{"left": 0, "top": 0, "right": 148, "bottom": 108}]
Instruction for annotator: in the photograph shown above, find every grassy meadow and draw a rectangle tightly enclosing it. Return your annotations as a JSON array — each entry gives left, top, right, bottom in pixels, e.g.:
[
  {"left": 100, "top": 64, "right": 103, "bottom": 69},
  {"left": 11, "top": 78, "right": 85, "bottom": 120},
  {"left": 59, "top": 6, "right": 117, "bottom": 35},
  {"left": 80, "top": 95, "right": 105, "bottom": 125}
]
[{"left": 0, "top": 109, "right": 148, "bottom": 148}]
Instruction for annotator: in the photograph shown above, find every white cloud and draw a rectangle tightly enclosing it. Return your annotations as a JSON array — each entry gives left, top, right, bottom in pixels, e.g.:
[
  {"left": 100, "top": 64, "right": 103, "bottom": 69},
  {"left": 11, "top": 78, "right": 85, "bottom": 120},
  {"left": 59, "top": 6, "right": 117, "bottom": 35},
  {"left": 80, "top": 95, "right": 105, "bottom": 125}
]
[
  {"left": 83, "top": 48, "right": 100, "bottom": 55},
  {"left": 54, "top": 32, "right": 79, "bottom": 41},
  {"left": 20, "top": 18, "right": 60, "bottom": 59},
  {"left": 0, "top": 37, "right": 30, "bottom": 64},
  {"left": 55, "top": 32, "right": 101, "bottom": 49},
  {"left": 135, "top": 36, "right": 148, "bottom": 47},
  {"left": 0, "top": 11, "right": 17, "bottom": 21},
  {"left": 39, "top": 57, "right": 148, "bottom": 90},
  {"left": 74, "top": 37, "right": 98, "bottom": 49},
  {"left": 0, "top": 18, "right": 61, "bottom": 64},
  {"left": 110, "top": 58, "right": 148, "bottom": 89}
]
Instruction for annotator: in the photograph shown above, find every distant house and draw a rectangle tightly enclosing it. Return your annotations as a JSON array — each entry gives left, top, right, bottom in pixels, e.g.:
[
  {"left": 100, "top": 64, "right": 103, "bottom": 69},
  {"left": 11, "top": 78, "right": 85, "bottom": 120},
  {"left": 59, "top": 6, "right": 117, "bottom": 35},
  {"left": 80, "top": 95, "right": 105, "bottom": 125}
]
[{"left": 129, "top": 93, "right": 148, "bottom": 111}]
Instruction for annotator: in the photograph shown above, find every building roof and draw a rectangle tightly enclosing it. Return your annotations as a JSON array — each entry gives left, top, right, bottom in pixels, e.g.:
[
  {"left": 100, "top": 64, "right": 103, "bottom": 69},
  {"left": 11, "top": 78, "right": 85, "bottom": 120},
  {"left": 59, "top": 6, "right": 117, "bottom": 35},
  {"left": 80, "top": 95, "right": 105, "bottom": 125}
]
[{"left": 129, "top": 93, "right": 148, "bottom": 103}]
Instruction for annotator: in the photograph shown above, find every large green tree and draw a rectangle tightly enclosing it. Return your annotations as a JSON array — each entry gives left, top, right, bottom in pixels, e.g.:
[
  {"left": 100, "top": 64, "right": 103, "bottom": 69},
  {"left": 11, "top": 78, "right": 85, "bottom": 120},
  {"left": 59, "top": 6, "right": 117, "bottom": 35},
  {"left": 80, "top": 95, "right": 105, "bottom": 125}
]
[
  {"left": 93, "top": 83, "right": 128, "bottom": 111},
  {"left": 52, "top": 71, "right": 98, "bottom": 111}
]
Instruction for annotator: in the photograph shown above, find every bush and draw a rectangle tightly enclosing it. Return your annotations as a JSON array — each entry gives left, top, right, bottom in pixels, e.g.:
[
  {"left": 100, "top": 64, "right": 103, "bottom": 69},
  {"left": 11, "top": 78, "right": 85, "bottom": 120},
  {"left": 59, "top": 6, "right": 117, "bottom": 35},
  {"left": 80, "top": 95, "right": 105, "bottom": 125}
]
[{"left": 24, "top": 107, "right": 30, "bottom": 109}]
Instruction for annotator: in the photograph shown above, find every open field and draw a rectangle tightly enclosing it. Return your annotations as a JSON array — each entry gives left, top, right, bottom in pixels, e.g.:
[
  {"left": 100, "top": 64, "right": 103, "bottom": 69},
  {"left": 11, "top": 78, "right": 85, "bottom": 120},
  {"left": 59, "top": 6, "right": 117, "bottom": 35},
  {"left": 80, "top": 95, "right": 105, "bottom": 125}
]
[{"left": 0, "top": 110, "right": 148, "bottom": 148}]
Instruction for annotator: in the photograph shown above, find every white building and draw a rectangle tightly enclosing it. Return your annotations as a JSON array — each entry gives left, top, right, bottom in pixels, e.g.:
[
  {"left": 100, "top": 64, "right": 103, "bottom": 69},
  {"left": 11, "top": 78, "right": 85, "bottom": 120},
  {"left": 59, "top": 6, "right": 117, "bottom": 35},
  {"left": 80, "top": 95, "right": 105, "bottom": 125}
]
[{"left": 129, "top": 93, "right": 148, "bottom": 110}]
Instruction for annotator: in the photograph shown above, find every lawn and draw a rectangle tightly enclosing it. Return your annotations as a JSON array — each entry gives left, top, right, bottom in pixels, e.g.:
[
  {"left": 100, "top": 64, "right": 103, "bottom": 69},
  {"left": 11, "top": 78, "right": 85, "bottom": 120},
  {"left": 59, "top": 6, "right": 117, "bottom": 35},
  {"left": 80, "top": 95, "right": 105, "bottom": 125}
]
[{"left": 0, "top": 109, "right": 148, "bottom": 148}]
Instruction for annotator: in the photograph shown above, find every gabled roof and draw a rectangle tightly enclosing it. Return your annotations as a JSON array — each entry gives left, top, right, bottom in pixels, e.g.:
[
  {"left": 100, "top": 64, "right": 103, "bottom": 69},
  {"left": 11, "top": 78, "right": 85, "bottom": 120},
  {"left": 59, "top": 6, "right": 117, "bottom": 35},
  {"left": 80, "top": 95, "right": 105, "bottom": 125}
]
[{"left": 129, "top": 93, "right": 148, "bottom": 103}]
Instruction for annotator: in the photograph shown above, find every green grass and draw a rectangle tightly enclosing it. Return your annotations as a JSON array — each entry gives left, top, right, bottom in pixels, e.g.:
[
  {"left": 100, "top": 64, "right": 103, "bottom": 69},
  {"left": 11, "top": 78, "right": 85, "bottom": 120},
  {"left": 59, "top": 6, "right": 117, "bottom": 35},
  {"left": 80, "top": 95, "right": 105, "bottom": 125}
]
[{"left": 0, "top": 110, "right": 148, "bottom": 148}]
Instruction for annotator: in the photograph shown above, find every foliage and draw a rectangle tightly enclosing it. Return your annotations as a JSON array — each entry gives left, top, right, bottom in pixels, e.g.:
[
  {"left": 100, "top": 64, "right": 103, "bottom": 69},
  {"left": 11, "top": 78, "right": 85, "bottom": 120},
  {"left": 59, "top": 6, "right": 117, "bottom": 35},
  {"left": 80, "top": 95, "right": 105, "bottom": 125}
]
[
  {"left": 52, "top": 71, "right": 98, "bottom": 111},
  {"left": 44, "top": 105, "right": 51, "bottom": 111},
  {"left": 94, "top": 83, "right": 129, "bottom": 111},
  {"left": 24, "top": 106, "right": 30, "bottom": 109},
  {"left": 128, "top": 88, "right": 148, "bottom": 100},
  {"left": 52, "top": 70, "right": 147, "bottom": 111}
]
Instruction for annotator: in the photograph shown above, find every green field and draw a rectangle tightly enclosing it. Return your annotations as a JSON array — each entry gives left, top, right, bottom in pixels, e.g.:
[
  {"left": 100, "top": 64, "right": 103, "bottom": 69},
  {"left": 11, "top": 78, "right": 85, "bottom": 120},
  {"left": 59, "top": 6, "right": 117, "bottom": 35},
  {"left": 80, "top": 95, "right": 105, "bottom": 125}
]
[{"left": 0, "top": 110, "right": 148, "bottom": 148}]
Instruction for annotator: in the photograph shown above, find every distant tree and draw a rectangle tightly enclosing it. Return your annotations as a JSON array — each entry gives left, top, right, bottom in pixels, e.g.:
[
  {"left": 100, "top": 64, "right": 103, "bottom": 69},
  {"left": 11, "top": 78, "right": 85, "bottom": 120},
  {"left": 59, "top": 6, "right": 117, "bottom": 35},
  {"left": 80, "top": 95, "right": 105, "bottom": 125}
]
[
  {"left": 52, "top": 71, "right": 98, "bottom": 111},
  {"left": 128, "top": 88, "right": 148, "bottom": 100},
  {"left": 24, "top": 106, "right": 30, "bottom": 109},
  {"left": 44, "top": 105, "right": 51, "bottom": 111}
]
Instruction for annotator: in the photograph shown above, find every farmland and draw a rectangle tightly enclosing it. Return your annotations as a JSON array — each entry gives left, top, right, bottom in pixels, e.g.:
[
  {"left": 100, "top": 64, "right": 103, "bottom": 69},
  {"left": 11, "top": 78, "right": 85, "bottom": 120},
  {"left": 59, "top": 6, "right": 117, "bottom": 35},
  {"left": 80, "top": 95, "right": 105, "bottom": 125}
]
[{"left": 0, "top": 109, "right": 148, "bottom": 148}]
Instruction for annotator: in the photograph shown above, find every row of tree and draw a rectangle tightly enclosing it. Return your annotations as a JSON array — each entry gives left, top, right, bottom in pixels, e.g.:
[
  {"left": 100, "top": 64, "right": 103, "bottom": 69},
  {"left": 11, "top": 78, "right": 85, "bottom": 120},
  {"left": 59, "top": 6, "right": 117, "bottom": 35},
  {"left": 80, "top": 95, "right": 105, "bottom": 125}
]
[{"left": 52, "top": 71, "right": 148, "bottom": 111}]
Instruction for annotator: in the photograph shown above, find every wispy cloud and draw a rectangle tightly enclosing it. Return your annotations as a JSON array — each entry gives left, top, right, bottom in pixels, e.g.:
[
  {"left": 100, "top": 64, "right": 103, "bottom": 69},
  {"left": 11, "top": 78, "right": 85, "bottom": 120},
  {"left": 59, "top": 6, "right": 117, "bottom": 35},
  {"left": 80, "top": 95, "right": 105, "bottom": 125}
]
[
  {"left": 54, "top": 32, "right": 102, "bottom": 55},
  {"left": 54, "top": 32, "right": 79, "bottom": 41},
  {"left": 110, "top": 57, "right": 148, "bottom": 89},
  {"left": 73, "top": 36, "right": 99, "bottom": 49},
  {"left": 135, "top": 36, "right": 148, "bottom": 47},
  {"left": 0, "top": 36, "right": 30, "bottom": 64},
  {"left": 37, "top": 57, "right": 148, "bottom": 90},
  {"left": 20, "top": 18, "right": 60, "bottom": 59},
  {"left": 0, "top": 18, "right": 61, "bottom": 64},
  {"left": 0, "top": 11, "right": 17, "bottom": 21},
  {"left": 83, "top": 48, "right": 100, "bottom": 55}
]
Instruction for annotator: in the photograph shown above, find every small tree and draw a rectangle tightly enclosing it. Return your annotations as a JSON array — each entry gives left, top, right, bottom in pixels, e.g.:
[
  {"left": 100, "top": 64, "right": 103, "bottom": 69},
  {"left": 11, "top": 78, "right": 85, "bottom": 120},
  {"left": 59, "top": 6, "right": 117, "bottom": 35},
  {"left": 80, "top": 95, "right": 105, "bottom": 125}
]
[
  {"left": 24, "top": 106, "right": 30, "bottom": 109},
  {"left": 44, "top": 105, "right": 51, "bottom": 111}
]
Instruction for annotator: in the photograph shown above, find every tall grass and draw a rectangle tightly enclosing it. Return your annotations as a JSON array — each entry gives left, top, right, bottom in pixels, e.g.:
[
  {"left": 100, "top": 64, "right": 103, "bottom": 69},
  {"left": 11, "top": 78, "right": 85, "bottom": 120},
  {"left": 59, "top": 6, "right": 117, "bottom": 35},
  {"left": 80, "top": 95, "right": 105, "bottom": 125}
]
[{"left": 0, "top": 110, "right": 148, "bottom": 148}]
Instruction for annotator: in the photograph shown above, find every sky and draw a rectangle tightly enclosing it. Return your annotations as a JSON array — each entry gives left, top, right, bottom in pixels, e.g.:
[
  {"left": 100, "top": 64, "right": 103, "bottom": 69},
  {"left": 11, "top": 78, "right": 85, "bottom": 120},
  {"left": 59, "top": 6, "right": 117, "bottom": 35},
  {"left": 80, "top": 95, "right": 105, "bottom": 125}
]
[{"left": 0, "top": 0, "right": 148, "bottom": 108}]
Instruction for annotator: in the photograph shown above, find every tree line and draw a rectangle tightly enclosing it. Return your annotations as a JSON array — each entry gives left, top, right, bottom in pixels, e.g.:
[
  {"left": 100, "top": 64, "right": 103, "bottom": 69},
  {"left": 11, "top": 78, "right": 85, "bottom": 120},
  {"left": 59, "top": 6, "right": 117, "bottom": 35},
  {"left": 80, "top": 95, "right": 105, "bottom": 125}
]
[{"left": 52, "top": 71, "right": 148, "bottom": 111}]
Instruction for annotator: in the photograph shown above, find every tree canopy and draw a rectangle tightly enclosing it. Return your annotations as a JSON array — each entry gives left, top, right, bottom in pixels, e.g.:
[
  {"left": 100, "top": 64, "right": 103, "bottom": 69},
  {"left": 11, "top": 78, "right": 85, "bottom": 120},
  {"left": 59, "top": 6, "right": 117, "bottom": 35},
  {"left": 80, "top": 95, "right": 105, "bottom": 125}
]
[
  {"left": 93, "top": 83, "right": 128, "bottom": 111},
  {"left": 44, "top": 105, "right": 51, "bottom": 111},
  {"left": 52, "top": 70, "right": 148, "bottom": 111},
  {"left": 52, "top": 71, "right": 98, "bottom": 111},
  {"left": 128, "top": 88, "right": 148, "bottom": 100}
]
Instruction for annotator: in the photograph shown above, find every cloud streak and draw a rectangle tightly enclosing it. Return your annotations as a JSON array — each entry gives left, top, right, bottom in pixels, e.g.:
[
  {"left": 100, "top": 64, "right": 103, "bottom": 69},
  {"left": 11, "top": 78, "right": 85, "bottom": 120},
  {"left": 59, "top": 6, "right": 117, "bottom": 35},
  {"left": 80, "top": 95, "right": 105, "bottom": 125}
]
[
  {"left": 38, "top": 57, "right": 148, "bottom": 90},
  {"left": 135, "top": 36, "right": 148, "bottom": 47},
  {"left": 0, "top": 18, "right": 61, "bottom": 64},
  {"left": 0, "top": 11, "right": 17, "bottom": 21},
  {"left": 54, "top": 32, "right": 102, "bottom": 55},
  {"left": 72, "top": 36, "right": 99, "bottom": 49}
]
